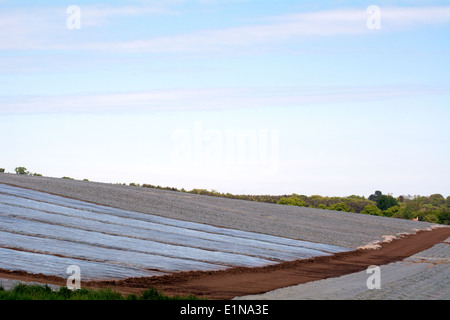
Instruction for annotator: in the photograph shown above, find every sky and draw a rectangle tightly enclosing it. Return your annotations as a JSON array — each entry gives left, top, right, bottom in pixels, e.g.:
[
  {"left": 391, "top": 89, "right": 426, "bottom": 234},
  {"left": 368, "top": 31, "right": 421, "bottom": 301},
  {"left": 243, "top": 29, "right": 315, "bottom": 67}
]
[{"left": 0, "top": 0, "right": 449, "bottom": 197}]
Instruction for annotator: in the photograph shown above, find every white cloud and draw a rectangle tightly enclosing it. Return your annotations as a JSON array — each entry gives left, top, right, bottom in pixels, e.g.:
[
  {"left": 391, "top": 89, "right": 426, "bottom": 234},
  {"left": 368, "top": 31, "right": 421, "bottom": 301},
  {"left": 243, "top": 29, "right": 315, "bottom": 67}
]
[
  {"left": 1, "top": 85, "right": 448, "bottom": 115},
  {"left": 80, "top": 4, "right": 177, "bottom": 26},
  {"left": 0, "top": 4, "right": 175, "bottom": 50},
  {"left": 77, "top": 6, "right": 450, "bottom": 53},
  {"left": 380, "top": 6, "right": 450, "bottom": 28},
  {"left": 1, "top": 5, "right": 449, "bottom": 52}
]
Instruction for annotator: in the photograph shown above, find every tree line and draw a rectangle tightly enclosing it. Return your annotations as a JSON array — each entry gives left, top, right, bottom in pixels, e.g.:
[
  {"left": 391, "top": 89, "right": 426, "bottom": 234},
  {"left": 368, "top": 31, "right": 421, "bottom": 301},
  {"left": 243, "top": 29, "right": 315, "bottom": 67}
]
[{"left": 275, "top": 190, "right": 450, "bottom": 225}]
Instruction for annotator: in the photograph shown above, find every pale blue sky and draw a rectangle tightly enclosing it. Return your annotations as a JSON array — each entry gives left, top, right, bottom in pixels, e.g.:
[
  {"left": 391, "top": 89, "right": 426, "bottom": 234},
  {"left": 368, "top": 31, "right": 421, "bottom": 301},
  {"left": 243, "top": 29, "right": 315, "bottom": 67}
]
[{"left": 1, "top": 0, "right": 449, "bottom": 197}]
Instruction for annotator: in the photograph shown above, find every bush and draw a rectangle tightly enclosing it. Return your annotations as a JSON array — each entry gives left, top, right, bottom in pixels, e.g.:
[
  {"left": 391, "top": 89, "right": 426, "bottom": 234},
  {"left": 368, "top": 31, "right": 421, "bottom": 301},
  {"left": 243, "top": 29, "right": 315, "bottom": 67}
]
[
  {"left": 328, "top": 202, "right": 350, "bottom": 212},
  {"left": 437, "top": 210, "right": 450, "bottom": 225},
  {"left": 423, "top": 214, "right": 439, "bottom": 224},
  {"left": 139, "top": 287, "right": 168, "bottom": 300},
  {"left": 14, "top": 167, "right": 29, "bottom": 175},
  {"left": 277, "top": 196, "right": 306, "bottom": 207},
  {"left": 0, "top": 168, "right": 5, "bottom": 173},
  {"left": 362, "top": 204, "right": 383, "bottom": 216},
  {"left": 383, "top": 205, "right": 400, "bottom": 217},
  {"left": 399, "top": 204, "right": 415, "bottom": 220}
]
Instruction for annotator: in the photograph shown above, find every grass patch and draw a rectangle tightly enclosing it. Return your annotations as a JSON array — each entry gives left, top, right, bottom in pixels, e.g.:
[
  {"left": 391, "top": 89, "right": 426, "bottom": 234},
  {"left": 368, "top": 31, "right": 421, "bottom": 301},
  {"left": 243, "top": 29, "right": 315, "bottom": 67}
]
[{"left": 0, "top": 284, "right": 201, "bottom": 300}]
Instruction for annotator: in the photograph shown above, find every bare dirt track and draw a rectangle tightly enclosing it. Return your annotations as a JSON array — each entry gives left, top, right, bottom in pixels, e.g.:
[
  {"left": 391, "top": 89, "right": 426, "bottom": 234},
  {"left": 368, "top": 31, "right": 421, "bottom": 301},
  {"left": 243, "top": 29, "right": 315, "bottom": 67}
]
[{"left": 2, "top": 226, "right": 449, "bottom": 300}]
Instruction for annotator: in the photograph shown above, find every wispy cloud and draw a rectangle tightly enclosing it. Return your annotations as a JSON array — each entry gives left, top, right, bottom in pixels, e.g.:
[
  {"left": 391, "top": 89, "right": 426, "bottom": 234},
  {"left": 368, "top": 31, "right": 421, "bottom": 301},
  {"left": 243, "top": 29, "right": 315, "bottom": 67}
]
[
  {"left": 1, "top": 5, "right": 449, "bottom": 52},
  {"left": 2, "top": 85, "right": 448, "bottom": 115},
  {"left": 0, "top": 4, "right": 175, "bottom": 50},
  {"left": 80, "top": 4, "right": 177, "bottom": 26}
]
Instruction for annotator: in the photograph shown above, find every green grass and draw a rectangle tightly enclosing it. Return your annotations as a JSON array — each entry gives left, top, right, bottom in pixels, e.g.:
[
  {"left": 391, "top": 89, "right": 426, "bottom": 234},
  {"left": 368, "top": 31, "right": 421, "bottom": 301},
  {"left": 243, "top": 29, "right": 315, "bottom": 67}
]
[{"left": 0, "top": 284, "right": 201, "bottom": 300}]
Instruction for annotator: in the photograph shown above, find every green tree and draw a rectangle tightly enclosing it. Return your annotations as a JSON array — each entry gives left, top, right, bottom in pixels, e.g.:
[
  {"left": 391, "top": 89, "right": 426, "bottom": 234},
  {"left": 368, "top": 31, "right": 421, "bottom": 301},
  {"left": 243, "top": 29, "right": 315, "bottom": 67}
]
[
  {"left": 362, "top": 204, "right": 383, "bottom": 216},
  {"left": 429, "top": 194, "right": 445, "bottom": 207},
  {"left": 14, "top": 167, "right": 29, "bottom": 175},
  {"left": 437, "top": 210, "right": 450, "bottom": 225},
  {"left": 368, "top": 190, "right": 382, "bottom": 202},
  {"left": 398, "top": 203, "right": 416, "bottom": 220},
  {"left": 346, "top": 198, "right": 373, "bottom": 213},
  {"left": 376, "top": 195, "right": 398, "bottom": 211},
  {"left": 419, "top": 211, "right": 440, "bottom": 224},
  {"left": 383, "top": 205, "right": 400, "bottom": 217},
  {"left": 0, "top": 168, "right": 5, "bottom": 173}
]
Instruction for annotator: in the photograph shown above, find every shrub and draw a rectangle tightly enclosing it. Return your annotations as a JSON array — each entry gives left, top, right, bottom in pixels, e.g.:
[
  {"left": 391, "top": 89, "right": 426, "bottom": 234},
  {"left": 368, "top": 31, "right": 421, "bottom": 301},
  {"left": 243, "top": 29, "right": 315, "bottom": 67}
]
[
  {"left": 422, "top": 214, "right": 439, "bottom": 224},
  {"left": 437, "top": 210, "right": 450, "bottom": 225},
  {"left": 383, "top": 205, "right": 400, "bottom": 217},
  {"left": 362, "top": 204, "right": 383, "bottom": 216},
  {"left": 14, "top": 167, "right": 29, "bottom": 175},
  {"left": 0, "top": 168, "right": 5, "bottom": 173},
  {"left": 328, "top": 202, "right": 350, "bottom": 212},
  {"left": 277, "top": 196, "right": 306, "bottom": 207},
  {"left": 399, "top": 204, "right": 416, "bottom": 220}
]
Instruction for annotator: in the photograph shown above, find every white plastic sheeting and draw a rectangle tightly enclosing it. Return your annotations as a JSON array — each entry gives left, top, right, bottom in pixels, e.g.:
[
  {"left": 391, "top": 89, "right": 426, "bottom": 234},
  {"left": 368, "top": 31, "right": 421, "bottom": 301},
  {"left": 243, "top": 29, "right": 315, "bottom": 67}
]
[{"left": 0, "top": 183, "right": 350, "bottom": 280}]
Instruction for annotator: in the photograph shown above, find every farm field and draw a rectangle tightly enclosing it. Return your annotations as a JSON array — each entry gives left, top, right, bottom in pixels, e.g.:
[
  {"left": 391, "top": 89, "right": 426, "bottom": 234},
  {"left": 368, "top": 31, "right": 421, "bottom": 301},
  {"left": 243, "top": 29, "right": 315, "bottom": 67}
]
[
  {"left": 0, "top": 173, "right": 448, "bottom": 299},
  {"left": 0, "top": 183, "right": 349, "bottom": 280},
  {"left": 0, "top": 174, "right": 436, "bottom": 249}
]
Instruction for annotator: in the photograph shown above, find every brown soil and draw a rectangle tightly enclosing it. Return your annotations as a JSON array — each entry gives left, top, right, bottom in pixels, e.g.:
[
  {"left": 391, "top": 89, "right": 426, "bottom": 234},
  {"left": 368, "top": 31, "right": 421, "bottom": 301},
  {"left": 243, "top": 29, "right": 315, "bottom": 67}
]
[{"left": 1, "top": 226, "right": 449, "bottom": 300}]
